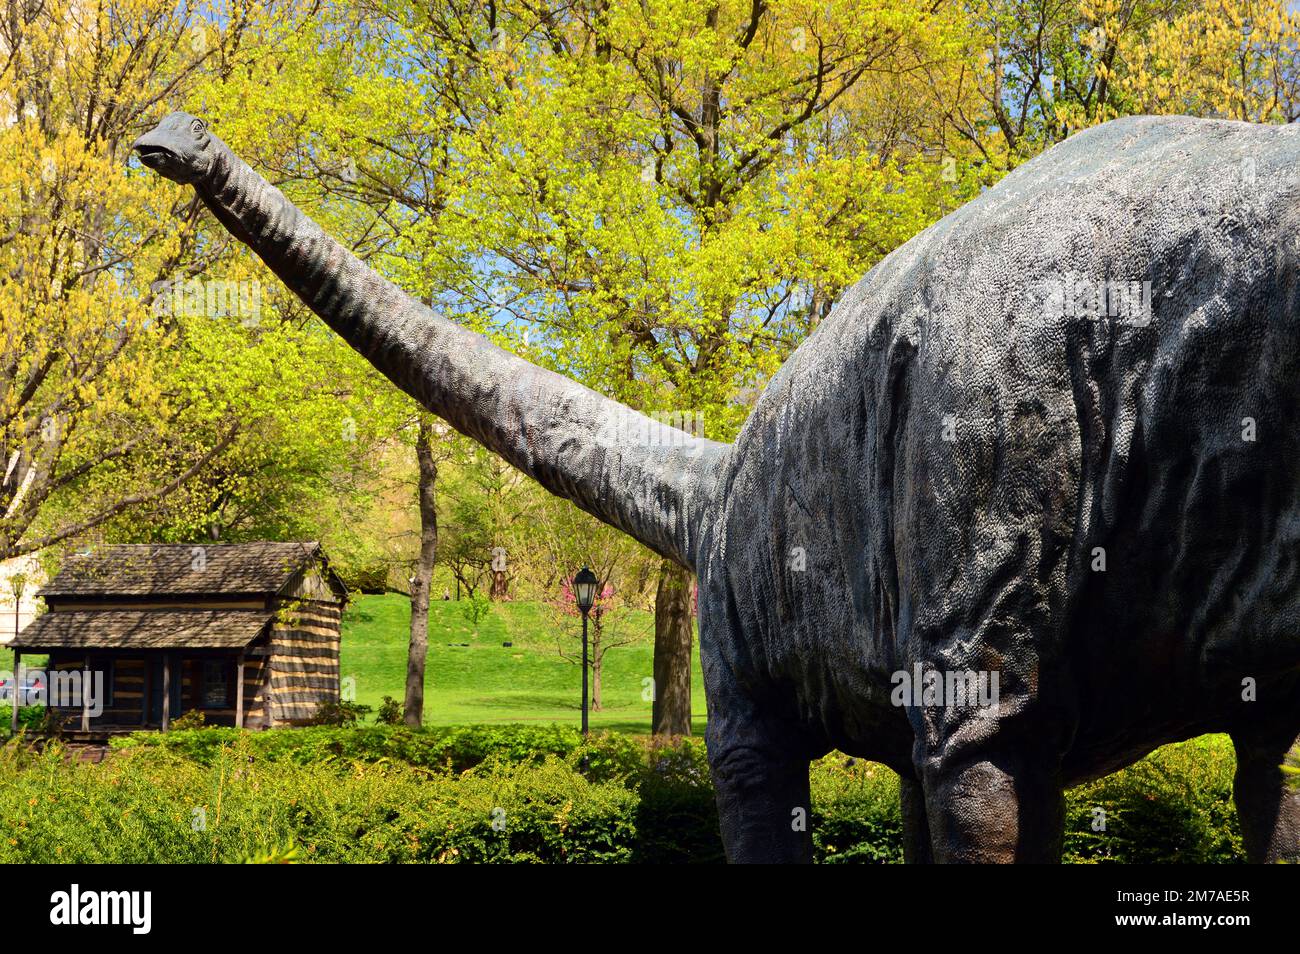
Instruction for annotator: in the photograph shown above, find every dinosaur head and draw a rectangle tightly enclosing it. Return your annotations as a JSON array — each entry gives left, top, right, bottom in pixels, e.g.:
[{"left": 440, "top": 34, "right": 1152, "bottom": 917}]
[{"left": 131, "top": 112, "right": 217, "bottom": 185}]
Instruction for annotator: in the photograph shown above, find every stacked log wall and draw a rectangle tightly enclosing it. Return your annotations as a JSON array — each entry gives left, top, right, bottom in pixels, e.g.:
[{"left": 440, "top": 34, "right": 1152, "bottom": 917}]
[{"left": 267, "top": 599, "right": 342, "bottom": 725}]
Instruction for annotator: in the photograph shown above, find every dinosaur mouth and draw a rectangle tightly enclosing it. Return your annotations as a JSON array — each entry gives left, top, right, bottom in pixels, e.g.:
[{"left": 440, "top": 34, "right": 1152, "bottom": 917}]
[
  {"left": 130, "top": 138, "right": 204, "bottom": 185},
  {"left": 131, "top": 143, "right": 176, "bottom": 168}
]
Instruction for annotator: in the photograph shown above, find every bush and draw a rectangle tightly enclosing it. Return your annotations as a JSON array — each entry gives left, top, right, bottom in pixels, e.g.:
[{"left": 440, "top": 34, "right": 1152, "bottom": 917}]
[
  {"left": 460, "top": 593, "right": 492, "bottom": 631},
  {"left": 632, "top": 737, "right": 720, "bottom": 863},
  {"left": 111, "top": 723, "right": 584, "bottom": 773},
  {"left": 338, "top": 563, "right": 390, "bottom": 595},
  {"left": 14, "top": 705, "right": 59, "bottom": 735},
  {"left": 1063, "top": 737, "right": 1242, "bottom": 863},
  {"left": 811, "top": 757, "right": 903, "bottom": 864},
  {"left": 376, "top": 696, "right": 404, "bottom": 726},
  {"left": 8, "top": 727, "right": 1246, "bottom": 863},
  {"left": 169, "top": 710, "right": 207, "bottom": 731},
  {"left": 307, "top": 700, "right": 372, "bottom": 726},
  {"left": 0, "top": 737, "right": 639, "bottom": 863}
]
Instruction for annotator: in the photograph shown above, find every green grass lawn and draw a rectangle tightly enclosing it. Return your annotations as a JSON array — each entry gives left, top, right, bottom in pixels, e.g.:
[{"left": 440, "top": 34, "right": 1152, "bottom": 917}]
[{"left": 340, "top": 593, "right": 708, "bottom": 734}]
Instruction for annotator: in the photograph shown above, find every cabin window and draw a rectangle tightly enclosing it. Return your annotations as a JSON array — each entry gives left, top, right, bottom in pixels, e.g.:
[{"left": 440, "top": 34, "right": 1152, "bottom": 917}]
[{"left": 200, "top": 660, "right": 232, "bottom": 709}]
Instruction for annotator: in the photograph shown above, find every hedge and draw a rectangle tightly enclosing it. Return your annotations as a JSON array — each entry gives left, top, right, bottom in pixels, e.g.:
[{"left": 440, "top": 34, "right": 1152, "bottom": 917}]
[{"left": 0, "top": 726, "right": 1245, "bottom": 863}]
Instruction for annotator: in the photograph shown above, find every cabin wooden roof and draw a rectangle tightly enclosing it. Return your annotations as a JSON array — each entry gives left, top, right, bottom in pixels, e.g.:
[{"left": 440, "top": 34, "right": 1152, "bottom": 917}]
[
  {"left": 37, "top": 541, "right": 345, "bottom": 601},
  {"left": 13, "top": 609, "right": 274, "bottom": 650}
]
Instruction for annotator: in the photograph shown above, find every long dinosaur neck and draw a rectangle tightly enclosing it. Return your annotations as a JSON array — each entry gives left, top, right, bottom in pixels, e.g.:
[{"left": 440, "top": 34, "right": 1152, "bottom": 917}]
[{"left": 194, "top": 141, "right": 724, "bottom": 569}]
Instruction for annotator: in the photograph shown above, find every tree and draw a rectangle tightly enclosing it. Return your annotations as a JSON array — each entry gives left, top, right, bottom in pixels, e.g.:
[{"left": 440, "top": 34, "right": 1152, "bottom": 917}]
[
  {"left": 1105, "top": 0, "right": 1300, "bottom": 123},
  {"left": 0, "top": 0, "right": 250, "bottom": 562},
  {"left": 0, "top": 0, "right": 412, "bottom": 579},
  {"left": 424, "top": 0, "right": 974, "bottom": 734},
  {"left": 434, "top": 440, "right": 537, "bottom": 599},
  {"left": 930, "top": 0, "right": 1300, "bottom": 180},
  {"left": 302, "top": 0, "right": 531, "bottom": 625},
  {"left": 548, "top": 571, "right": 646, "bottom": 713},
  {"left": 403, "top": 415, "right": 440, "bottom": 725},
  {"left": 652, "top": 557, "right": 694, "bottom": 734}
]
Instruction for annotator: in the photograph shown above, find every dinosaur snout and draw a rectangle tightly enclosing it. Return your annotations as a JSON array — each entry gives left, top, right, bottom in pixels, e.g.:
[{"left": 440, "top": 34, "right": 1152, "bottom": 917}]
[
  {"left": 131, "top": 132, "right": 174, "bottom": 166},
  {"left": 131, "top": 112, "right": 211, "bottom": 184}
]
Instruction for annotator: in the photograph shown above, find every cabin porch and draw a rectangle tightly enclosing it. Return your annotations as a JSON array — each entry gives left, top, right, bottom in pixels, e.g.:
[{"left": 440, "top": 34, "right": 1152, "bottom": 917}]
[{"left": 9, "top": 646, "right": 268, "bottom": 736}]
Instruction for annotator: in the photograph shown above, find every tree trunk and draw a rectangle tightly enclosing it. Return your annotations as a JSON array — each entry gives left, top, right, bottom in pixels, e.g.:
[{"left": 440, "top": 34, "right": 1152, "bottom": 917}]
[
  {"left": 490, "top": 569, "right": 509, "bottom": 600},
  {"left": 404, "top": 418, "right": 438, "bottom": 727},
  {"left": 652, "top": 559, "right": 693, "bottom": 736}
]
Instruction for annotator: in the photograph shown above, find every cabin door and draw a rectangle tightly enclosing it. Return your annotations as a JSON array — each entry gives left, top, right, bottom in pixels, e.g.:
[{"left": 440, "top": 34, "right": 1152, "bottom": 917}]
[{"left": 147, "top": 657, "right": 183, "bottom": 725}]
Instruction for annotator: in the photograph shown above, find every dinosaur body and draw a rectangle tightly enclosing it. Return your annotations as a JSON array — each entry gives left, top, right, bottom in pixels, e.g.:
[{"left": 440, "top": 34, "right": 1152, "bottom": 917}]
[{"left": 135, "top": 112, "right": 1300, "bottom": 863}]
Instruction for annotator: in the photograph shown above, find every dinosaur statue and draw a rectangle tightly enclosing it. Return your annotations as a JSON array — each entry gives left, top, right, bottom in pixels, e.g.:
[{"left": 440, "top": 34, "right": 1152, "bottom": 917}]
[{"left": 133, "top": 111, "right": 1300, "bottom": 863}]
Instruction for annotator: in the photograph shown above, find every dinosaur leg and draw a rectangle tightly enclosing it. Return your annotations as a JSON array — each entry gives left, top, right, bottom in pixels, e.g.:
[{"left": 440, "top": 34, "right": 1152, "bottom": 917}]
[
  {"left": 1231, "top": 724, "right": 1300, "bottom": 863},
  {"left": 920, "top": 749, "right": 1065, "bottom": 863},
  {"left": 899, "top": 775, "right": 934, "bottom": 863},
  {"left": 697, "top": 565, "right": 821, "bottom": 863},
  {"left": 706, "top": 714, "right": 815, "bottom": 863}
]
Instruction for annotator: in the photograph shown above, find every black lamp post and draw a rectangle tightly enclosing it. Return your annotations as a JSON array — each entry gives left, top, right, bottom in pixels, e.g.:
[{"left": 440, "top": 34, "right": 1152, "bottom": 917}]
[
  {"left": 10, "top": 574, "right": 24, "bottom": 646},
  {"left": 9, "top": 575, "right": 23, "bottom": 707},
  {"left": 573, "top": 566, "right": 598, "bottom": 736}
]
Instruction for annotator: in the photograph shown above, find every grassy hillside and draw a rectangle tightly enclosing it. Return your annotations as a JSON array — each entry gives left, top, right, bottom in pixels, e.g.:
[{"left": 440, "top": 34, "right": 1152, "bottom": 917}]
[{"left": 340, "top": 593, "right": 708, "bottom": 734}]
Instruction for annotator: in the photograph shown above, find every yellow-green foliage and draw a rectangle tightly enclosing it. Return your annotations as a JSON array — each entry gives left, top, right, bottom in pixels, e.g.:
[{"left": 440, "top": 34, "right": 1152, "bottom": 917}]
[{"left": 0, "top": 728, "right": 1247, "bottom": 864}]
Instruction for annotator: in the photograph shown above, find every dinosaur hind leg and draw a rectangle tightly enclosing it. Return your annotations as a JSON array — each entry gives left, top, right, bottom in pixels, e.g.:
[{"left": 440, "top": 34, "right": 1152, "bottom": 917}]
[
  {"left": 698, "top": 571, "right": 823, "bottom": 863},
  {"left": 899, "top": 775, "right": 934, "bottom": 863},
  {"left": 707, "top": 722, "right": 815, "bottom": 863},
  {"left": 1231, "top": 724, "right": 1300, "bottom": 863}
]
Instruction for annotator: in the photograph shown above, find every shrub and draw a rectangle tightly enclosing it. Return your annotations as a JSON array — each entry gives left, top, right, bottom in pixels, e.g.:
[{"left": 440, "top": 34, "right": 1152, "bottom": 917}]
[
  {"left": 0, "top": 737, "right": 639, "bottom": 863},
  {"left": 811, "top": 757, "right": 903, "bottom": 864},
  {"left": 376, "top": 696, "right": 404, "bottom": 726},
  {"left": 241, "top": 841, "right": 301, "bottom": 864},
  {"left": 460, "top": 593, "right": 492, "bottom": 631},
  {"left": 631, "top": 737, "right": 720, "bottom": 863},
  {"left": 570, "top": 732, "right": 646, "bottom": 783},
  {"left": 14, "top": 705, "right": 59, "bottom": 735},
  {"left": 111, "top": 723, "right": 584, "bottom": 773},
  {"left": 1284, "top": 744, "right": 1299, "bottom": 788},
  {"left": 1063, "top": 737, "right": 1241, "bottom": 863},
  {"left": 21, "top": 728, "right": 1248, "bottom": 863},
  {"left": 341, "top": 564, "right": 391, "bottom": 595},
  {"left": 307, "top": 700, "right": 372, "bottom": 726},
  {"left": 169, "top": 710, "right": 208, "bottom": 731}
]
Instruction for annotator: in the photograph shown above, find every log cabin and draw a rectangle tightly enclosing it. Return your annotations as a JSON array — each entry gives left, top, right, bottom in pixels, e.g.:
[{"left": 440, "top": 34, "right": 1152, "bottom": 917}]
[{"left": 8, "top": 541, "right": 348, "bottom": 738}]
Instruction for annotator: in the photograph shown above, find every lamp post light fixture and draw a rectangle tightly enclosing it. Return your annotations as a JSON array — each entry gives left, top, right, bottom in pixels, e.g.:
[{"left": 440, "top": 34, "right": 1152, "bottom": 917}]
[
  {"left": 10, "top": 574, "right": 24, "bottom": 644},
  {"left": 573, "top": 566, "right": 598, "bottom": 736}
]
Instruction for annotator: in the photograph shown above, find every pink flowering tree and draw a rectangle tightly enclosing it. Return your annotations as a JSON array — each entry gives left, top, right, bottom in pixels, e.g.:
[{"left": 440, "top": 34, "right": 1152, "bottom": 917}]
[{"left": 548, "top": 573, "right": 641, "bottom": 712}]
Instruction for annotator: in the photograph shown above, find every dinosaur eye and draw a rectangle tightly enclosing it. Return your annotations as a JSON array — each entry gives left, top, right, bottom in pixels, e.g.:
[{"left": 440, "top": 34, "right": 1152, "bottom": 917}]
[{"left": 190, "top": 118, "right": 205, "bottom": 134}]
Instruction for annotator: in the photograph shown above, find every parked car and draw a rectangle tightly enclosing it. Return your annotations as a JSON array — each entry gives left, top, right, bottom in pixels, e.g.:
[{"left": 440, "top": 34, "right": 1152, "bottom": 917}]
[{"left": 0, "top": 673, "right": 44, "bottom": 705}]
